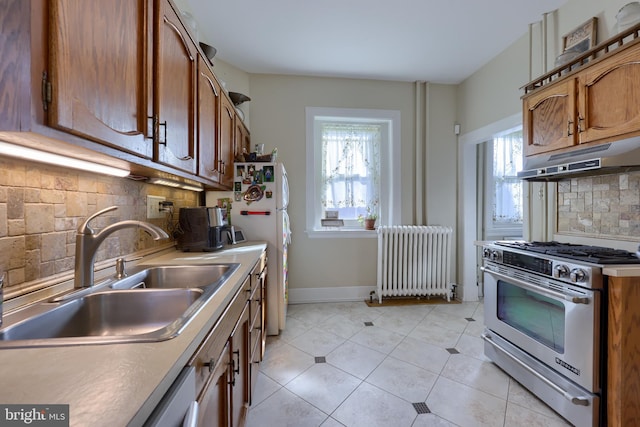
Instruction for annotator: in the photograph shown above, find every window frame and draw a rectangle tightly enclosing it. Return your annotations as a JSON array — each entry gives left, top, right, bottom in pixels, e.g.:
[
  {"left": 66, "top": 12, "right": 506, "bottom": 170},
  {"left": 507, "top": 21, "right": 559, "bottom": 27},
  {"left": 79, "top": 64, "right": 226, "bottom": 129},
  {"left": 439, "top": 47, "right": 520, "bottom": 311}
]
[
  {"left": 484, "top": 127, "right": 524, "bottom": 240},
  {"left": 305, "top": 107, "right": 401, "bottom": 238}
]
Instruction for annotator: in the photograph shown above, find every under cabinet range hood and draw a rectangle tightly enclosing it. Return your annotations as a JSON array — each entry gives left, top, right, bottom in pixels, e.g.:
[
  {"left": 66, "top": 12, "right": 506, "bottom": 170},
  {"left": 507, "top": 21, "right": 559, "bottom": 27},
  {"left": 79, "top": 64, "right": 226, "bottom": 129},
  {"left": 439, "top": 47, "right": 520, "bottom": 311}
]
[{"left": 518, "top": 136, "right": 640, "bottom": 181}]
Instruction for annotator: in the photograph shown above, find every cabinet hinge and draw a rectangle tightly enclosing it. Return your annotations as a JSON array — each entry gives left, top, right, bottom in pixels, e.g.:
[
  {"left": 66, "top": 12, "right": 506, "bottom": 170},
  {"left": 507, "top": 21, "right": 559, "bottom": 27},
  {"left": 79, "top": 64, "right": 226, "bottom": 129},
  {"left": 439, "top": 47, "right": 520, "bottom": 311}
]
[{"left": 41, "top": 72, "right": 52, "bottom": 111}]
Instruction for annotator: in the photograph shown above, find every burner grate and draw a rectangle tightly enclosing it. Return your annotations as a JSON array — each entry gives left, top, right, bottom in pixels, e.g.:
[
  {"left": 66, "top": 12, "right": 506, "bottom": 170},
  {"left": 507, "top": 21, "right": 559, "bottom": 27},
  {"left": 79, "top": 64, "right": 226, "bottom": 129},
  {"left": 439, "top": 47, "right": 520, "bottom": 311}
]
[{"left": 495, "top": 241, "right": 640, "bottom": 264}]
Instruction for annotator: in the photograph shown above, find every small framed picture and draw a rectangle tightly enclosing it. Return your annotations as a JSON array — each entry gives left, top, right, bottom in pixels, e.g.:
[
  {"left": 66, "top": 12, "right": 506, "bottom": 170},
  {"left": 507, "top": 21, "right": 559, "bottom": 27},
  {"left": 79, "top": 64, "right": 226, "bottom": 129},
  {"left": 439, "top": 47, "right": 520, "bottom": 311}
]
[
  {"left": 562, "top": 17, "right": 598, "bottom": 54},
  {"left": 263, "top": 166, "right": 274, "bottom": 182},
  {"left": 236, "top": 165, "right": 245, "bottom": 177}
]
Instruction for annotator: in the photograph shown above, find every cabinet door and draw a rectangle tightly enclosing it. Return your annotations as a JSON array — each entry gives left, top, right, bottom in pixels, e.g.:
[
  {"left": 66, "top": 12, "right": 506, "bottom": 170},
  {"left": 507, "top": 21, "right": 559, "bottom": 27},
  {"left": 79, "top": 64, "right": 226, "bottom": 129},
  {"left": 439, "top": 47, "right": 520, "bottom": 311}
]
[
  {"left": 197, "top": 56, "right": 222, "bottom": 183},
  {"left": 523, "top": 78, "right": 577, "bottom": 156},
  {"left": 235, "top": 118, "right": 251, "bottom": 159},
  {"left": 578, "top": 44, "right": 640, "bottom": 144},
  {"left": 0, "top": 0, "right": 32, "bottom": 131},
  {"left": 197, "top": 343, "right": 231, "bottom": 427},
  {"left": 229, "top": 301, "right": 250, "bottom": 427},
  {"left": 48, "top": 0, "right": 153, "bottom": 158},
  {"left": 155, "top": 0, "right": 197, "bottom": 174},
  {"left": 219, "top": 95, "right": 236, "bottom": 189}
]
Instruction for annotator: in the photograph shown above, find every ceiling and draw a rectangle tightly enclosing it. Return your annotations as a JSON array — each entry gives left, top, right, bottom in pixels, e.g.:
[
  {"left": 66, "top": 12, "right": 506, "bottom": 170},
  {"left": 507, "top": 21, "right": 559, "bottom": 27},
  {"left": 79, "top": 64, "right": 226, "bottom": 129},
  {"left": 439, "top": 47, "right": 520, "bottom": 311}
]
[{"left": 187, "top": 0, "right": 568, "bottom": 84}]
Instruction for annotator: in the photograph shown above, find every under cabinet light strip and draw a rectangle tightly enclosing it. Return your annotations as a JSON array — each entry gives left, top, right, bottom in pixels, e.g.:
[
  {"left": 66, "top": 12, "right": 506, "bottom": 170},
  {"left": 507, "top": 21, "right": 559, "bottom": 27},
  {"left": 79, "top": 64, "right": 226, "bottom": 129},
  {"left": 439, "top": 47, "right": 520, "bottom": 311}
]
[
  {"left": 147, "top": 178, "right": 204, "bottom": 192},
  {"left": 0, "top": 141, "right": 130, "bottom": 177}
]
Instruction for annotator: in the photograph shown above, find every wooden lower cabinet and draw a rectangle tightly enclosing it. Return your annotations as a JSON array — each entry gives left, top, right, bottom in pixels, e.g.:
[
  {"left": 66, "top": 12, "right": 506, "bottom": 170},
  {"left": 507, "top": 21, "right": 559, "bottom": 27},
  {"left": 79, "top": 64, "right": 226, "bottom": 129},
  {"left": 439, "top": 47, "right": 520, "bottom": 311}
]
[
  {"left": 248, "top": 253, "right": 267, "bottom": 404},
  {"left": 181, "top": 251, "right": 266, "bottom": 427},
  {"left": 229, "top": 302, "right": 250, "bottom": 427},
  {"left": 607, "top": 276, "right": 640, "bottom": 427},
  {"left": 197, "top": 343, "right": 231, "bottom": 427}
]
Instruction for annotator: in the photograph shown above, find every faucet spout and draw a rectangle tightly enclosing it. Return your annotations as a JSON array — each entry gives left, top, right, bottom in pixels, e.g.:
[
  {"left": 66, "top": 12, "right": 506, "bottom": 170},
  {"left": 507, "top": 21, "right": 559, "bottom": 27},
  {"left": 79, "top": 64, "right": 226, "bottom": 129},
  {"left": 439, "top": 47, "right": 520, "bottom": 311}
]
[{"left": 74, "top": 206, "right": 169, "bottom": 288}]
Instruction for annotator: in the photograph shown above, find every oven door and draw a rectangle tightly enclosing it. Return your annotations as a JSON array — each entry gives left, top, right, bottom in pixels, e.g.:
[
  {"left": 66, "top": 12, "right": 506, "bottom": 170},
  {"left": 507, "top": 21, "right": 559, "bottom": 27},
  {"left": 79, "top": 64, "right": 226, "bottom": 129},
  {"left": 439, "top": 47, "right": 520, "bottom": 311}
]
[{"left": 483, "top": 261, "right": 600, "bottom": 393}]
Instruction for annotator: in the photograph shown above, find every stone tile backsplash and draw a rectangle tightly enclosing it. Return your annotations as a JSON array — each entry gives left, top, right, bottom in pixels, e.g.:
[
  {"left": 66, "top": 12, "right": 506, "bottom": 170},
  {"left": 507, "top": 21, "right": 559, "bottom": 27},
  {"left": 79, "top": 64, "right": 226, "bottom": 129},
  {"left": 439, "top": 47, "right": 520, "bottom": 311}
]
[
  {"left": 557, "top": 171, "right": 640, "bottom": 240},
  {"left": 0, "top": 157, "right": 198, "bottom": 292}
]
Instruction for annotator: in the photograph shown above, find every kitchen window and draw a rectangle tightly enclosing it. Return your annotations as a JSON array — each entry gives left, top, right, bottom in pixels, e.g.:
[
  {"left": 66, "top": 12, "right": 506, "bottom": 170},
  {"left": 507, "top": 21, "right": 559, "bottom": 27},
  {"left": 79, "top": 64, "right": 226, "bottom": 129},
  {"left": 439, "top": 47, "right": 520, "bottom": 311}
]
[
  {"left": 305, "top": 107, "right": 400, "bottom": 237},
  {"left": 484, "top": 128, "right": 523, "bottom": 239}
]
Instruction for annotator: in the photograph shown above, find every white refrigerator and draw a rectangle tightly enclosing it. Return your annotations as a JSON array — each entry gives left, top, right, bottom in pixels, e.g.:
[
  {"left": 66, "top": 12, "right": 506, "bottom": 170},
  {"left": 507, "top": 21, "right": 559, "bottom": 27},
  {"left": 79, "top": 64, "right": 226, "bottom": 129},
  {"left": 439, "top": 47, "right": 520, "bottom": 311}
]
[{"left": 230, "top": 162, "right": 290, "bottom": 335}]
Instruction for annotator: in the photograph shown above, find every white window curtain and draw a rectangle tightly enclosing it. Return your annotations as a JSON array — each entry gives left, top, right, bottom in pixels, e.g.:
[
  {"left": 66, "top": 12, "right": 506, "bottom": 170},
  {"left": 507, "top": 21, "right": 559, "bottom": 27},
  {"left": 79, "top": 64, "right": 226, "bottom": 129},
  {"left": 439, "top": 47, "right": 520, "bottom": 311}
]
[
  {"left": 492, "top": 130, "right": 523, "bottom": 225},
  {"left": 321, "top": 123, "right": 381, "bottom": 220}
]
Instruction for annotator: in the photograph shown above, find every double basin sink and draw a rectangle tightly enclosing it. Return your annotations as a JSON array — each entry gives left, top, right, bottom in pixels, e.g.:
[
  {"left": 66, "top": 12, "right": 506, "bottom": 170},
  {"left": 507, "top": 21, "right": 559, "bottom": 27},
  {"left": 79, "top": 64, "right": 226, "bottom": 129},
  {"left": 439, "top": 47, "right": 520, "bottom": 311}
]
[{"left": 0, "top": 263, "right": 240, "bottom": 347}]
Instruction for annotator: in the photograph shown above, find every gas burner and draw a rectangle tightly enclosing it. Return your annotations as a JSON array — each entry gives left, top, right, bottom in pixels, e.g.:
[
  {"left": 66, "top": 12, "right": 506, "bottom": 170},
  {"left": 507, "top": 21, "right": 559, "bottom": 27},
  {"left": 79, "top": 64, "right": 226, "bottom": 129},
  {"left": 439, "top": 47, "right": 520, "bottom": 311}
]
[{"left": 494, "top": 241, "right": 640, "bottom": 264}]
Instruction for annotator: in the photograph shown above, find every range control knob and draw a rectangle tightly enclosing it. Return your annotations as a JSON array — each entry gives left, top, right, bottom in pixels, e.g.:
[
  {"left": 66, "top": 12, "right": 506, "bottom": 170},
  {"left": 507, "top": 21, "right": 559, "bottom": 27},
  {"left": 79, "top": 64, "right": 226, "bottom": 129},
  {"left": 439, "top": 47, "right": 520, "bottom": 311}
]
[
  {"left": 490, "top": 250, "right": 501, "bottom": 262},
  {"left": 570, "top": 268, "right": 587, "bottom": 283},
  {"left": 553, "top": 264, "right": 570, "bottom": 279},
  {"left": 483, "top": 248, "right": 491, "bottom": 259}
]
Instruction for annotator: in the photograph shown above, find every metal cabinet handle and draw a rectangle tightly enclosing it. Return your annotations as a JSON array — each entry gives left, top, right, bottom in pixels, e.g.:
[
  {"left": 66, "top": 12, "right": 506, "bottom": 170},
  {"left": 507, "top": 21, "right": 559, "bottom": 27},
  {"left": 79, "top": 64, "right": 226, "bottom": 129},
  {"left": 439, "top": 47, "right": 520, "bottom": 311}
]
[
  {"left": 483, "top": 264, "right": 591, "bottom": 304},
  {"left": 577, "top": 115, "right": 584, "bottom": 133},
  {"left": 228, "top": 356, "right": 236, "bottom": 386},
  {"left": 232, "top": 350, "right": 240, "bottom": 375},
  {"left": 203, "top": 357, "right": 216, "bottom": 373},
  {"left": 567, "top": 119, "right": 573, "bottom": 136},
  {"left": 158, "top": 121, "right": 168, "bottom": 145}
]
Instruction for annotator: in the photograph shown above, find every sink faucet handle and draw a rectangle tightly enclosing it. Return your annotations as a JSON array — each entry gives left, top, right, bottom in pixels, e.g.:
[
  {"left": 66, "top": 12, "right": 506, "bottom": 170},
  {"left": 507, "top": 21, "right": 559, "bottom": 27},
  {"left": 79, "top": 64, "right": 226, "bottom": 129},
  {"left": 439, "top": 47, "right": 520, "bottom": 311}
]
[{"left": 78, "top": 206, "right": 118, "bottom": 235}]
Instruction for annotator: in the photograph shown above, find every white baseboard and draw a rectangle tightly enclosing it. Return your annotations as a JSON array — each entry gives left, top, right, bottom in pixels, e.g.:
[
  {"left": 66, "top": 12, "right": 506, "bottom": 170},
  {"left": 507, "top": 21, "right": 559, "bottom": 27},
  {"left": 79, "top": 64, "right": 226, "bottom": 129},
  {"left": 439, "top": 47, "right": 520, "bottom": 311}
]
[{"left": 288, "top": 286, "right": 376, "bottom": 304}]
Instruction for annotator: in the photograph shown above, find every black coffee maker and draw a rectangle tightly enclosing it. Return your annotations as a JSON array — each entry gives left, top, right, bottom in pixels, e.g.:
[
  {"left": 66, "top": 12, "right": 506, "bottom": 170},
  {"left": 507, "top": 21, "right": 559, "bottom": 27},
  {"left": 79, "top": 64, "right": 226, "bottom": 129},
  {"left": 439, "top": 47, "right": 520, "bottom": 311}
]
[{"left": 177, "top": 207, "right": 225, "bottom": 251}]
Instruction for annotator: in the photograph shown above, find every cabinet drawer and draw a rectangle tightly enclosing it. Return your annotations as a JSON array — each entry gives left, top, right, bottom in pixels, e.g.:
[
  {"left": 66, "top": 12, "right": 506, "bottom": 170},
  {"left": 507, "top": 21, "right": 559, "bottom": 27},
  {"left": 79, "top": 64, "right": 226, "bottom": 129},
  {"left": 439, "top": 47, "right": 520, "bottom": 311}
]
[{"left": 189, "top": 277, "right": 249, "bottom": 392}]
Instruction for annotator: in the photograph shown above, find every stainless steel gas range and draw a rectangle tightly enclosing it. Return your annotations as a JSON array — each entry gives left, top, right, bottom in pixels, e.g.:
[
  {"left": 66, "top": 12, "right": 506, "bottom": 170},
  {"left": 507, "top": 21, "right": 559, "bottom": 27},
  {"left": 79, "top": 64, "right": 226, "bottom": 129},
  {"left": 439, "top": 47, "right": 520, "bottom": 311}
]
[{"left": 481, "top": 241, "right": 640, "bottom": 427}]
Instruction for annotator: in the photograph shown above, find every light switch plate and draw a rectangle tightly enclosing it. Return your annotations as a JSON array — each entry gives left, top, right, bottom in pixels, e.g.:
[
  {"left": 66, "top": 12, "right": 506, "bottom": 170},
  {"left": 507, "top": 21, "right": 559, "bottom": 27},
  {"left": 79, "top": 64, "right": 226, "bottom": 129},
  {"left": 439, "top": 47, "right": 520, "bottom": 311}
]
[{"left": 147, "top": 195, "right": 166, "bottom": 219}]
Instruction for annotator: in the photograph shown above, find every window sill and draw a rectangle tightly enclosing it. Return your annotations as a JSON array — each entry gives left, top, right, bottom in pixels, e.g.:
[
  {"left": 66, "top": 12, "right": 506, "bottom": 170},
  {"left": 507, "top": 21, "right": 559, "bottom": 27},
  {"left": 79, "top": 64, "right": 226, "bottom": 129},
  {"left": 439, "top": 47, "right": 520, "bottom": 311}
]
[{"left": 305, "top": 228, "right": 378, "bottom": 238}]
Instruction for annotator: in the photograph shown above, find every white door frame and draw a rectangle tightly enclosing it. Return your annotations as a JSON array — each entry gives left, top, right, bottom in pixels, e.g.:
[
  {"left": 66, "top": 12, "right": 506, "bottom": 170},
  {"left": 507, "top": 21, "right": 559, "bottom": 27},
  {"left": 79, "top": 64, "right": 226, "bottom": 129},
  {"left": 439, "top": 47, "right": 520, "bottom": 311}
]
[{"left": 457, "top": 113, "right": 521, "bottom": 301}]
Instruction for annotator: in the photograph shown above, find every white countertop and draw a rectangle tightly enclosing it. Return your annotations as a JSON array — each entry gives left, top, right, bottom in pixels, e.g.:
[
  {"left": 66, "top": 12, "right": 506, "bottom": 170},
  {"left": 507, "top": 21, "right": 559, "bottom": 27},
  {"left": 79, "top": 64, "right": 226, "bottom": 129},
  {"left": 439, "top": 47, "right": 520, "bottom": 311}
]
[
  {"left": 602, "top": 265, "right": 640, "bottom": 277},
  {"left": 0, "top": 242, "right": 267, "bottom": 427}
]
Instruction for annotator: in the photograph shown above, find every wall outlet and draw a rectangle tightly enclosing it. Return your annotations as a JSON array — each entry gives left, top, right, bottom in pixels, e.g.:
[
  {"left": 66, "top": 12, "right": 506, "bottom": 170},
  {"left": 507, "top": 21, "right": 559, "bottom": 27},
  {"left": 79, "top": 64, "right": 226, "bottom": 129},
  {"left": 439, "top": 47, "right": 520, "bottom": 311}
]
[{"left": 147, "top": 195, "right": 166, "bottom": 219}]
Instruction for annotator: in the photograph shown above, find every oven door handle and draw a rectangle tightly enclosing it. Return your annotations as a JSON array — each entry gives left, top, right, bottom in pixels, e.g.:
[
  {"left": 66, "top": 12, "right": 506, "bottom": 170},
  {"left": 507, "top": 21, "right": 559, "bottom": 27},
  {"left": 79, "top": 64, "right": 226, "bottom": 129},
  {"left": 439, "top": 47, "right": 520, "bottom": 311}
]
[
  {"left": 482, "top": 332, "right": 590, "bottom": 407},
  {"left": 481, "top": 266, "right": 591, "bottom": 304}
]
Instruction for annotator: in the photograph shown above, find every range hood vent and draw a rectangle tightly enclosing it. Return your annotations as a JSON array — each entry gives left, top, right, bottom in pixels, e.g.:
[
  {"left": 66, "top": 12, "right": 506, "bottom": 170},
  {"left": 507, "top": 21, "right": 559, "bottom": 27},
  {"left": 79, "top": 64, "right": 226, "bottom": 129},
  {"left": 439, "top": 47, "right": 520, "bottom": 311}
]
[{"left": 518, "top": 136, "right": 640, "bottom": 181}]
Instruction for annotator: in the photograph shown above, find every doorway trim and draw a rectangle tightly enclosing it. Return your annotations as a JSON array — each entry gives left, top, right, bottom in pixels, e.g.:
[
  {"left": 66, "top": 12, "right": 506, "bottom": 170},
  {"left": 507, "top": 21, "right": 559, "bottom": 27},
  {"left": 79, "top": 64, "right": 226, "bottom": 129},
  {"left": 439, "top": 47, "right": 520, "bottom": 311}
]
[{"left": 457, "top": 113, "right": 521, "bottom": 301}]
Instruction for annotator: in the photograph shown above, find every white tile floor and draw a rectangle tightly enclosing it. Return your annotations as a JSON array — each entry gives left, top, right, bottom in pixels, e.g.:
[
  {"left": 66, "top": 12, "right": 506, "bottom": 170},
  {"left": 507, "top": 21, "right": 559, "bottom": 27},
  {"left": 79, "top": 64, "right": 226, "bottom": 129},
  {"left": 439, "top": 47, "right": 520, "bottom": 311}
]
[{"left": 246, "top": 300, "right": 573, "bottom": 427}]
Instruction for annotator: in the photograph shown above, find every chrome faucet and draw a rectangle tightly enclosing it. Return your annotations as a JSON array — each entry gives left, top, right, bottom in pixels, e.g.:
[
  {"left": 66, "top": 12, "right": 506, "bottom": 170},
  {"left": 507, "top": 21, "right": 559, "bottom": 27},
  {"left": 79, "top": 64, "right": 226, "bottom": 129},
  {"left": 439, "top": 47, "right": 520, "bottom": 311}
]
[{"left": 74, "top": 206, "right": 169, "bottom": 288}]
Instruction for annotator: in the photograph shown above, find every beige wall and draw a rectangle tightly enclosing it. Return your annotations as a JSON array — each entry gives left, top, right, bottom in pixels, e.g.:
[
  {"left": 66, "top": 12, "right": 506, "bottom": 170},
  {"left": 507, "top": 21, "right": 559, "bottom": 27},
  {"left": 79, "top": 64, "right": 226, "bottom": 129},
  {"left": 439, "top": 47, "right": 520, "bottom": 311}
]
[
  {"left": 246, "top": 75, "right": 458, "bottom": 300},
  {"left": 0, "top": 156, "right": 198, "bottom": 295}
]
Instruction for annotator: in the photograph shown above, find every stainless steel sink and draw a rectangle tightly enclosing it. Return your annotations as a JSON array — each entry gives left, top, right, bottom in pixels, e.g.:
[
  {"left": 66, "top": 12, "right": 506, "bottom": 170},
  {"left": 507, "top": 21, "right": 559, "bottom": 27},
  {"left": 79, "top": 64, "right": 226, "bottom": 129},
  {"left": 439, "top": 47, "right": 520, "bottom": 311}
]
[
  {"left": 111, "top": 264, "right": 240, "bottom": 290},
  {"left": 0, "top": 263, "right": 240, "bottom": 348},
  {"left": 0, "top": 289, "right": 203, "bottom": 346}
]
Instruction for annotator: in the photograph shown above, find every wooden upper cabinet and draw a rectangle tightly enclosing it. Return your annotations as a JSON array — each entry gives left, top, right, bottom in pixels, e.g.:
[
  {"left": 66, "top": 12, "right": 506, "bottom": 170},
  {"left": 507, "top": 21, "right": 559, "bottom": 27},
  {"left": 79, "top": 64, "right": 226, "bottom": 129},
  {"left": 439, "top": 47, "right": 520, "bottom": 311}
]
[
  {"left": 154, "top": 0, "right": 197, "bottom": 174},
  {"left": 523, "top": 39, "right": 640, "bottom": 158},
  {"left": 0, "top": 0, "right": 32, "bottom": 131},
  {"left": 197, "top": 55, "right": 221, "bottom": 183},
  {"left": 219, "top": 94, "right": 236, "bottom": 189},
  {"left": 235, "top": 117, "right": 251, "bottom": 159},
  {"left": 47, "top": 0, "right": 153, "bottom": 158},
  {"left": 577, "top": 42, "right": 640, "bottom": 144},
  {"left": 523, "top": 78, "right": 577, "bottom": 156}
]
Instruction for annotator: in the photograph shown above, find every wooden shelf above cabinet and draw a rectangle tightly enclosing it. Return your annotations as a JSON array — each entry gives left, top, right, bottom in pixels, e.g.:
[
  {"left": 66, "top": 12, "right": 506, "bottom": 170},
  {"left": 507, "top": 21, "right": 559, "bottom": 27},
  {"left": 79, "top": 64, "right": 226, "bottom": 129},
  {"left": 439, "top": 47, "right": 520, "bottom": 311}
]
[{"left": 523, "top": 22, "right": 640, "bottom": 95}]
